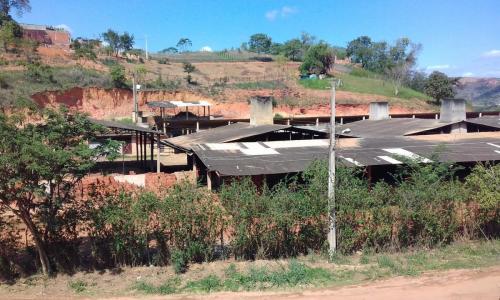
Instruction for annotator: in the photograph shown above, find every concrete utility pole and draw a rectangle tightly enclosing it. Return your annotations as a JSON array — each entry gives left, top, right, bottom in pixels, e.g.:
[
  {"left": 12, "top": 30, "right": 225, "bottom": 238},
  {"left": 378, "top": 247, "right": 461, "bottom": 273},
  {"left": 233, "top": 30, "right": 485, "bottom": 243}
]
[{"left": 328, "top": 82, "right": 337, "bottom": 255}]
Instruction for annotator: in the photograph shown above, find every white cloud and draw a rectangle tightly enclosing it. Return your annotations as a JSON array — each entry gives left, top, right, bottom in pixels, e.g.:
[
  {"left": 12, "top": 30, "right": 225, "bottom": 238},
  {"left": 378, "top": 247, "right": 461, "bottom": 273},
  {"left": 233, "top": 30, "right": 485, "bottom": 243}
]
[
  {"left": 200, "top": 46, "right": 213, "bottom": 52},
  {"left": 55, "top": 24, "right": 72, "bottom": 33},
  {"left": 265, "top": 6, "right": 298, "bottom": 21},
  {"left": 426, "top": 64, "right": 450, "bottom": 71},
  {"left": 265, "top": 10, "right": 279, "bottom": 21},
  {"left": 462, "top": 72, "right": 474, "bottom": 77},
  {"left": 482, "top": 49, "right": 500, "bottom": 58}
]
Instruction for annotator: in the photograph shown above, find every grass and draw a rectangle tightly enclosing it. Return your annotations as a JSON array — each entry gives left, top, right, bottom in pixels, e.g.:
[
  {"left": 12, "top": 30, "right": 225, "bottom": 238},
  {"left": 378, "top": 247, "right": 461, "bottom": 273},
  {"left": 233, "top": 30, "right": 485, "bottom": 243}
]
[
  {"left": 68, "top": 280, "right": 88, "bottom": 293},
  {"left": 297, "top": 70, "right": 430, "bottom": 101},
  {"left": 298, "top": 78, "right": 332, "bottom": 90},
  {"left": 336, "top": 73, "right": 430, "bottom": 100},
  {"left": 133, "top": 240, "right": 500, "bottom": 296},
  {"left": 232, "top": 80, "right": 287, "bottom": 90},
  {"left": 0, "top": 65, "right": 113, "bottom": 106}
]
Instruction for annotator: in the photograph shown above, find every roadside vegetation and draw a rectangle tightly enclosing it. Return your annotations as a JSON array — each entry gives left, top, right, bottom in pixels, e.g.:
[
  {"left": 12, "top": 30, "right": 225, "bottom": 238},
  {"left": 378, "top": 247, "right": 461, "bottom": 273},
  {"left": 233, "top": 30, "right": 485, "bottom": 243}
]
[{"left": 1, "top": 109, "right": 498, "bottom": 281}]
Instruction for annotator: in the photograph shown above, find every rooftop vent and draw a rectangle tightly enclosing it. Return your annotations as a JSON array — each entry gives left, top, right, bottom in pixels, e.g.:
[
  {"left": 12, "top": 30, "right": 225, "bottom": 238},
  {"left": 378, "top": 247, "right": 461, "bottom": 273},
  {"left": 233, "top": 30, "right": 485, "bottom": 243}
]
[
  {"left": 250, "top": 96, "right": 273, "bottom": 125},
  {"left": 369, "top": 101, "right": 389, "bottom": 120}
]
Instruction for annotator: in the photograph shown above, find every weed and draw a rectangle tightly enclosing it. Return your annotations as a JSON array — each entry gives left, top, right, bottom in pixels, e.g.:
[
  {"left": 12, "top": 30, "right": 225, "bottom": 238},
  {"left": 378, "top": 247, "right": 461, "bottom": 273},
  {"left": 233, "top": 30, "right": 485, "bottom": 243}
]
[
  {"left": 298, "top": 78, "right": 331, "bottom": 90},
  {"left": 185, "top": 275, "right": 223, "bottom": 293},
  {"left": 68, "top": 280, "right": 87, "bottom": 293},
  {"left": 135, "top": 277, "right": 180, "bottom": 295}
]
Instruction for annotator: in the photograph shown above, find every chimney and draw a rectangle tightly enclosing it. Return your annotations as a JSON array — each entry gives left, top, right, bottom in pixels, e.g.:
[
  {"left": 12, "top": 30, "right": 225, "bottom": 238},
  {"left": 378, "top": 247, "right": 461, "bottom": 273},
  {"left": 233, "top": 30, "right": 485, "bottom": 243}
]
[
  {"left": 369, "top": 101, "right": 389, "bottom": 120},
  {"left": 250, "top": 96, "right": 273, "bottom": 125},
  {"left": 440, "top": 98, "right": 467, "bottom": 133}
]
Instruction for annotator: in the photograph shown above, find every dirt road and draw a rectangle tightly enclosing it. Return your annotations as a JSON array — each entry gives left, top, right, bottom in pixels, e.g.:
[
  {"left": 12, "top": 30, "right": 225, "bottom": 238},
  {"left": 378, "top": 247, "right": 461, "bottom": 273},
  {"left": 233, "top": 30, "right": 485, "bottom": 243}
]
[
  {"left": 2, "top": 266, "right": 499, "bottom": 300},
  {"left": 106, "top": 267, "right": 500, "bottom": 300}
]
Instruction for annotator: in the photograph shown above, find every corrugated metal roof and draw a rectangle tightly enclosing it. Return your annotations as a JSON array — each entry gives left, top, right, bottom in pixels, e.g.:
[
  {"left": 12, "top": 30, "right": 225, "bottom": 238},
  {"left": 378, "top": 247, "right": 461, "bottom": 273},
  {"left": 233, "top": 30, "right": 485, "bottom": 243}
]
[
  {"left": 148, "top": 100, "right": 211, "bottom": 108},
  {"left": 90, "top": 119, "right": 161, "bottom": 134},
  {"left": 192, "top": 132, "right": 500, "bottom": 176},
  {"left": 466, "top": 116, "right": 500, "bottom": 129},
  {"left": 165, "top": 122, "right": 292, "bottom": 151},
  {"left": 336, "top": 118, "right": 456, "bottom": 137}
]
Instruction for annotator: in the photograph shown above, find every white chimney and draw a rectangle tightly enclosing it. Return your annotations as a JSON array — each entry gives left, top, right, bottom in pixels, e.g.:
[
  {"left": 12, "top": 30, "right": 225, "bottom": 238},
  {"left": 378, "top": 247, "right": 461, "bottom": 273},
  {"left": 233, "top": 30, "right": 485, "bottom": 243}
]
[
  {"left": 250, "top": 96, "right": 273, "bottom": 125},
  {"left": 369, "top": 101, "right": 389, "bottom": 120}
]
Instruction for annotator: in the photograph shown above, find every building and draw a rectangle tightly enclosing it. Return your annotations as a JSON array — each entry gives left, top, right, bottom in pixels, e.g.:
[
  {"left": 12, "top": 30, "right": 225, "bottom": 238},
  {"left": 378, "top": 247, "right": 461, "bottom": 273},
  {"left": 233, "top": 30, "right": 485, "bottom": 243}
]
[{"left": 20, "top": 24, "right": 71, "bottom": 49}]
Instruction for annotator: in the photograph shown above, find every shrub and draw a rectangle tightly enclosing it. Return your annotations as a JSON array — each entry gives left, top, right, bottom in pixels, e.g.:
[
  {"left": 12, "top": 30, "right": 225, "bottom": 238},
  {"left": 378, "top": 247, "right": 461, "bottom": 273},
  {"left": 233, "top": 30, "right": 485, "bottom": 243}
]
[
  {"left": 109, "top": 65, "right": 127, "bottom": 88},
  {"left": 26, "top": 62, "right": 55, "bottom": 83}
]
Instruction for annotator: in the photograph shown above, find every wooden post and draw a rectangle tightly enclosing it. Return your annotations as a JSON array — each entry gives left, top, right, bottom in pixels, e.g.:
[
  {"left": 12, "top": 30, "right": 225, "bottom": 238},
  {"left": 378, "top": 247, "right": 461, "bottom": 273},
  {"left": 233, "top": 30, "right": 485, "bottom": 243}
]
[
  {"left": 139, "top": 132, "right": 143, "bottom": 163},
  {"left": 150, "top": 133, "right": 154, "bottom": 171}
]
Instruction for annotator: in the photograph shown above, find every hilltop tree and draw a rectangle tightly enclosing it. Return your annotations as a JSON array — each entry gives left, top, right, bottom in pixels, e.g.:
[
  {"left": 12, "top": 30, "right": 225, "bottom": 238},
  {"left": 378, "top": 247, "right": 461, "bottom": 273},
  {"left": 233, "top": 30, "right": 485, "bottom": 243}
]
[
  {"left": 0, "top": 0, "right": 31, "bottom": 17},
  {"left": 299, "top": 42, "right": 335, "bottom": 75},
  {"left": 102, "top": 29, "right": 135, "bottom": 56},
  {"left": 102, "top": 29, "right": 120, "bottom": 56},
  {"left": 160, "top": 47, "right": 178, "bottom": 54},
  {"left": 424, "top": 71, "right": 457, "bottom": 103},
  {"left": 176, "top": 38, "right": 192, "bottom": 52},
  {"left": 0, "top": 106, "right": 119, "bottom": 276},
  {"left": 346, "top": 36, "right": 373, "bottom": 68},
  {"left": 120, "top": 32, "right": 134, "bottom": 52},
  {"left": 281, "top": 38, "right": 303, "bottom": 61},
  {"left": 384, "top": 38, "right": 421, "bottom": 96},
  {"left": 248, "top": 33, "right": 272, "bottom": 54}
]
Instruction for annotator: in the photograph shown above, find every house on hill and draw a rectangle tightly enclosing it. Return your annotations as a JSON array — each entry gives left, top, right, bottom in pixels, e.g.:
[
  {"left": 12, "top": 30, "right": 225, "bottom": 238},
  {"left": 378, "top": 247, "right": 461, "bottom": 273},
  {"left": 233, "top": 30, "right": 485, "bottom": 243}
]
[{"left": 20, "top": 24, "right": 71, "bottom": 49}]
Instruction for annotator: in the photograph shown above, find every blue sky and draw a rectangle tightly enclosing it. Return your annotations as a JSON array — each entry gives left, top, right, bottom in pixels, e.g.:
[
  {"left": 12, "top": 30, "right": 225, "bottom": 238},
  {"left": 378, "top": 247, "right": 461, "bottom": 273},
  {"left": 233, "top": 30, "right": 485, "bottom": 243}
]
[{"left": 16, "top": 0, "right": 500, "bottom": 78}]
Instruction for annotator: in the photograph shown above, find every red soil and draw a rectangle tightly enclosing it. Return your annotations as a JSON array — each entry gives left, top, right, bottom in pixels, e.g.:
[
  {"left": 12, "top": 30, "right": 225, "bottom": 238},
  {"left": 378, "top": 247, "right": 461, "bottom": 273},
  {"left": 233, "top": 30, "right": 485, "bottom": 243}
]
[{"left": 32, "top": 87, "right": 430, "bottom": 119}]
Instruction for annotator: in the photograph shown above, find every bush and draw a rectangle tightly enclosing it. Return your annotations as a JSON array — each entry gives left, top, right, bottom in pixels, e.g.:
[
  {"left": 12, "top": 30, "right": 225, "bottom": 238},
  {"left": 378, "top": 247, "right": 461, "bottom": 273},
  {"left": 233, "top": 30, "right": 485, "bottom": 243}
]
[
  {"left": 109, "top": 65, "right": 127, "bottom": 88},
  {"left": 26, "top": 62, "right": 55, "bottom": 83}
]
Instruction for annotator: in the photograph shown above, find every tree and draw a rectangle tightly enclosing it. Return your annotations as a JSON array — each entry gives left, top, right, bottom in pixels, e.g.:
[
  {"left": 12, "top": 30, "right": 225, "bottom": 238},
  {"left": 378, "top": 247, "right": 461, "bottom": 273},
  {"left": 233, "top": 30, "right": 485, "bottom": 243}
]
[
  {"left": 176, "top": 38, "right": 192, "bottom": 52},
  {"left": 0, "top": 18, "right": 21, "bottom": 51},
  {"left": 424, "top": 71, "right": 457, "bottom": 103},
  {"left": 0, "top": 107, "right": 119, "bottom": 276},
  {"left": 384, "top": 38, "right": 421, "bottom": 96},
  {"left": 346, "top": 36, "right": 373, "bottom": 68},
  {"left": 102, "top": 29, "right": 120, "bottom": 56},
  {"left": 120, "top": 32, "right": 134, "bottom": 52},
  {"left": 160, "top": 47, "right": 178, "bottom": 54},
  {"left": 300, "top": 32, "right": 316, "bottom": 48},
  {"left": 299, "top": 42, "right": 335, "bottom": 75},
  {"left": 281, "top": 39, "right": 303, "bottom": 61},
  {"left": 0, "top": 0, "right": 31, "bottom": 17},
  {"left": 248, "top": 33, "right": 272, "bottom": 54},
  {"left": 71, "top": 40, "right": 97, "bottom": 60},
  {"left": 405, "top": 70, "right": 427, "bottom": 93},
  {"left": 183, "top": 61, "right": 196, "bottom": 84}
]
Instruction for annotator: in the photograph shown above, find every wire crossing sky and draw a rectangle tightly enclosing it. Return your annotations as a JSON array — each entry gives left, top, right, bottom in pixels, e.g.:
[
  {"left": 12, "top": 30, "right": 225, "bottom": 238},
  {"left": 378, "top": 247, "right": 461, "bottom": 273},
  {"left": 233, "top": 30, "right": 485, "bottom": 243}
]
[{"left": 16, "top": 0, "right": 500, "bottom": 77}]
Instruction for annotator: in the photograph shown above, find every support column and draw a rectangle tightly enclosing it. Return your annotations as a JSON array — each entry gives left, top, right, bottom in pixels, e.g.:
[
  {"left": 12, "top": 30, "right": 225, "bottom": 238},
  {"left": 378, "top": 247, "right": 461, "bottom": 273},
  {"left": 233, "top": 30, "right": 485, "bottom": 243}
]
[
  {"left": 139, "top": 132, "right": 143, "bottom": 163},
  {"left": 143, "top": 133, "right": 147, "bottom": 169},
  {"left": 135, "top": 131, "right": 139, "bottom": 161},
  {"left": 150, "top": 133, "right": 154, "bottom": 170},
  {"left": 156, "top": 133, "right": 161, "bottom": 173}
]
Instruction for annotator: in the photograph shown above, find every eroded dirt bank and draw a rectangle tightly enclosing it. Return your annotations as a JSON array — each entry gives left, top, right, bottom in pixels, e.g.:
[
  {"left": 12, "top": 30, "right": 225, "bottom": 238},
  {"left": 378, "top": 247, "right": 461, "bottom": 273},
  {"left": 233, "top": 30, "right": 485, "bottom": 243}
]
[{"left": 32, "top": 87, "right": 433, "bottom": 119}]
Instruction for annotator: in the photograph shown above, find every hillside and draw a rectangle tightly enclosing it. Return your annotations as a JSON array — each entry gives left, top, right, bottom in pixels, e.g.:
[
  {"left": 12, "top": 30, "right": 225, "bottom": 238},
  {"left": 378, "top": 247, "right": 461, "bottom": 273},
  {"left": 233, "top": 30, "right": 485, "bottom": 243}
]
[
  {"left": 0, "top": 48, "right": 436, "bottom": 118},
  {"left": 455, "top": 77, "right": 500, "bottom": 110}
]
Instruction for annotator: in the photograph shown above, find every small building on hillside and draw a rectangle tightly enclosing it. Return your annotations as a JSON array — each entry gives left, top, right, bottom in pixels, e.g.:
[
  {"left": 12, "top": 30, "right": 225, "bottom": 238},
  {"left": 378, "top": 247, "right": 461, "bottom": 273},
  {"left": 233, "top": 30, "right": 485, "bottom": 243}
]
[{"left": 20, "top": 24, "right": 71, "bottom": 49}]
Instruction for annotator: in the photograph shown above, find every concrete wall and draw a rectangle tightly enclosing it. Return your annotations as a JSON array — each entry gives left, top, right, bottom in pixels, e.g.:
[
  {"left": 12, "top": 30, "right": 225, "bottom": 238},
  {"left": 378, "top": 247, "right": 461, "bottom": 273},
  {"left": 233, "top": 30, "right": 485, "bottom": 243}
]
[
  {"left": 369, "top": 102, "right": 389, "bottom": 120},
  {"left": 250, "top": 96, "right": 273, "bottom": 125},
  {"left": 440, "top": 99, "right": 466, "bottom": 123}
]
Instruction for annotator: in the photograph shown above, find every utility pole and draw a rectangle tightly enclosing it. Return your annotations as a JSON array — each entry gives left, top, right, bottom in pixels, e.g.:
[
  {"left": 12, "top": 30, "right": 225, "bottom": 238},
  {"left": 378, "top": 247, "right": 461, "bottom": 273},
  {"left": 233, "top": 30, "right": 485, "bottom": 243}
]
[
  {"left": 132, "top": 72, "right": 138, "bottom": 123},
  {"left": 328, "top": 81, "right": 337, "bottom": 255}
]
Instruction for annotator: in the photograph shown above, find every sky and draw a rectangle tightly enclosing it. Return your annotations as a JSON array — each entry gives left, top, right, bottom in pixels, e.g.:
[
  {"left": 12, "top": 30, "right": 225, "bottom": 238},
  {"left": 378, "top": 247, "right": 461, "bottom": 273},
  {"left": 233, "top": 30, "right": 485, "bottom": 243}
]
[{"left": 15, "top": 0, "right": 500, "bottom": 78}]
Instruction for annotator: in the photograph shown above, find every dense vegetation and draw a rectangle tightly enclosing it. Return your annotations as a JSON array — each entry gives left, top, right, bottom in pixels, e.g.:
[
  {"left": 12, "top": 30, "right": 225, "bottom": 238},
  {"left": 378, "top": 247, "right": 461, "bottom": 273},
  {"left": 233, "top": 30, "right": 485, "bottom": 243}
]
[{"left": 0, "top": 111, "right": 498, "bottom": 280}]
